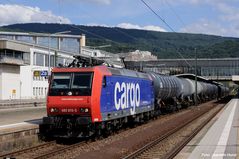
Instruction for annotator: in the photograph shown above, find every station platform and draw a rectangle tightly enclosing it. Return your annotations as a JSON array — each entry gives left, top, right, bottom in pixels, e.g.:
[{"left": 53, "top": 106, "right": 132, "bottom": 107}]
[
  {"left": 0, "top": 106, "right": 45, "bottom": 134},
  {"left": 0, "top": 106, "right": 44, "bottom": 153},
  {"left": 176, "top": 98, "right": 239, "bottom": 159}
]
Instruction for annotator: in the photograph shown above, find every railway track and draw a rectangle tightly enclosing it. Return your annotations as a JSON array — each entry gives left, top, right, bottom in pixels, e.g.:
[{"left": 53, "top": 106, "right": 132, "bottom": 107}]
[
  {"left": 0, "top": 100, "right": 227, "bottom": 159},
  {"left": 123, "top": 104, "right": 223, "bottom": 159},
  {"left": 164, "top": 107, "right": 222, "bottom": 159},
  {"left": 0, "top": 139, "right": 89, "bottom": 159},
  {"left": 0, "top": 110, "right": 191, "bottom": 159},
  {"left": 0, "top": 141, "right": 55, "bottom": 159}
]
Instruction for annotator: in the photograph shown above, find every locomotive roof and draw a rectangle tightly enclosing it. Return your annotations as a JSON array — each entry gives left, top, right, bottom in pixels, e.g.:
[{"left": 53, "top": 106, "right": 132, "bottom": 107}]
[
  {"left": 52, "top": 65, "right": 151, "bottom": 80},
  {"left": 107, "top": 67, "right": 151, "bottom": 79}
]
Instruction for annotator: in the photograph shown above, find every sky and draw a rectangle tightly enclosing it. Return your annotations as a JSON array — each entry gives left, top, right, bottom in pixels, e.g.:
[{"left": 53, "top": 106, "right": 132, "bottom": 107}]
[{"left": 0, "top": 0, "right": 239, "bottom": 38}]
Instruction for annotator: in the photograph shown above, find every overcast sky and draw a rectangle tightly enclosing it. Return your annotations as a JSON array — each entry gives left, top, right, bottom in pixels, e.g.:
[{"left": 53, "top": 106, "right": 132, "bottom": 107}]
[{"left": 0, "top": 0, "right": 239, "bottom": 37}]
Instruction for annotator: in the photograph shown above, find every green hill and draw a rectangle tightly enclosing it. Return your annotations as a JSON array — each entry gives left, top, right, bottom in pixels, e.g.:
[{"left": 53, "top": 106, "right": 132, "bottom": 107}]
[{"left": 1, "top": 23, "right": 239, "bottom": 59}]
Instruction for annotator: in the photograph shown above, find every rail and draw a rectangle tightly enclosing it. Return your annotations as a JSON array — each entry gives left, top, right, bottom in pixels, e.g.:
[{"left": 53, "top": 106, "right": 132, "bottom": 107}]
[{"left": 123, "top": 104, "right": 223, "bottom": 159}]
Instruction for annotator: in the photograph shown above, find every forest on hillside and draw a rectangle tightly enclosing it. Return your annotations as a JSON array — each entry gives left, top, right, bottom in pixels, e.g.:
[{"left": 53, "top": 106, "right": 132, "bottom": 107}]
[{"left": 1, "top": 23, "right": 239, "bottom": 59}]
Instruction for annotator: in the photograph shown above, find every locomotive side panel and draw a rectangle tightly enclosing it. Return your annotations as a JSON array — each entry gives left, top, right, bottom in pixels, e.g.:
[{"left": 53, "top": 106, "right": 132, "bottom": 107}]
[{"left": 100, "top": 75, "right": 154, "bottom": 121}]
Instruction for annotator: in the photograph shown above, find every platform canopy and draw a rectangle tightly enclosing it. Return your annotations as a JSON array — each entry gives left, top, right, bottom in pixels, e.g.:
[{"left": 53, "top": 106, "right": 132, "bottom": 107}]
[
  {"left": 232, "top": 75, "right": 239, "bottom": 85},
  {"left": 175, "top": 73, "right": 222, "bottom": 85}
]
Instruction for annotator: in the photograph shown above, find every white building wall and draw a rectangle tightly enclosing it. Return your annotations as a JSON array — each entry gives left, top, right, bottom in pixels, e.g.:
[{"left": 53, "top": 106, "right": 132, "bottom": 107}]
[
  {"left": 32, "top": 66, "right": 49, "bottom": 99},
  {"left": 0, "top": 66, "right": 2, "bottom": 99},
  {"left": 0, "top": 35, "right": 78, "bottom": 100},
  {"left": 20, "top": 65, "right": 50, "bottom": 99},
  {"left": 20, "top": 66, "right": 31, "bottom": 98},
  {"left": 20, "top": 47, "right": 51, "bottom": 99},
  {"left": 1, "top": 65, "right": 20, "bottom": 100},
  {"left": 20, "top": 48, "right": 73, "bottom": 99}
]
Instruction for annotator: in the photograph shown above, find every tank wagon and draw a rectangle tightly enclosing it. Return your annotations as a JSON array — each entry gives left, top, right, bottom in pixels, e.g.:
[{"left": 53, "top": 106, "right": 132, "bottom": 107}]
[
  {"left": 147, "top": 73, "right": 226, "bottom": 111},
  {"left": 39, "top": 57, "right": 229, "bottom": 138}
]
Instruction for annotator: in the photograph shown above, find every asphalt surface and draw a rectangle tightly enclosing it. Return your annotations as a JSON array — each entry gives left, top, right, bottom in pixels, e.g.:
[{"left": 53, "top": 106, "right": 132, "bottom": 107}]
[{"left": 0, "top": 106, "right": 46, "bottom": 126}]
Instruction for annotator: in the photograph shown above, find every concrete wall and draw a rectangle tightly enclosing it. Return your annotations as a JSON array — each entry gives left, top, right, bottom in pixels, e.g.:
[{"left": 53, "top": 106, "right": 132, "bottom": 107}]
[{"left": 0, "top": 64, "right": 20, "bottom": 100}]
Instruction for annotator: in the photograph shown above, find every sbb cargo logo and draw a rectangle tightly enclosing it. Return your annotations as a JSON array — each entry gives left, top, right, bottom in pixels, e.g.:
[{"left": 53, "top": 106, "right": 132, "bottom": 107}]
[{"left": 114, "top": 82, "right": 140, "bottom": 115}]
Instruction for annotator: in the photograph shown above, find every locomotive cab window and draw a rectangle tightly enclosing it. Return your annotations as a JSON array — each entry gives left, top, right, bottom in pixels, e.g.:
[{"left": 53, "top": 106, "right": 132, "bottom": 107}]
[
  {"left": 49, "top": 72, "right": 93, "bottom": 96},
  {"left": 51, "top": 73, "right": 71, "bottom": 89},
  {"left": 72, "top": 73, "right": 93, "bottom": 89}
]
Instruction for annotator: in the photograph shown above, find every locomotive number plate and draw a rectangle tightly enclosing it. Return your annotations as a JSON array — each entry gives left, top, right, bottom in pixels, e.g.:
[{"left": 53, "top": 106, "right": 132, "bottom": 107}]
[{"left": 61, "top": 108, "right": 78, "bottom": 113}]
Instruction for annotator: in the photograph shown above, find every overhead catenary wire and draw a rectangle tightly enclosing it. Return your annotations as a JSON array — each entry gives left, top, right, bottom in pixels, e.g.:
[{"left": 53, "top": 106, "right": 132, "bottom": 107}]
[
  {"left": 4, "top": 0, "right": 152, "bottom": 52},
  {"left": 161, "top": 0, "right": 192, "bottom": 67},
  {"left": 55, "top": 0, "right": 148, "bottom": 48},
  {"left": 140, "top": 0, "right": 175, "bottom": 32},
  {"left": 4, "top": 0, "right": 123, "bottom": 46},
  {"left": 4, "top": 0, "right": 192, "bottom": 67},
  {"left": 139, "top": 0, "right": 192, "bottom": 67},
  {"left": 7, "top": 0, "right": 149, "bottom": 61},
  {"left": 163, "top": 0, "right": 187, "bottom": 29}
]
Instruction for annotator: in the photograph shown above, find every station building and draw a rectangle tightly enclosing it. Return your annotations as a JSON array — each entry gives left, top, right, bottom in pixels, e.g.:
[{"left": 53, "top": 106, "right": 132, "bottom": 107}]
[
  {"left": 0, "top": 32, "right": 85, "bottom": 100},
  {"left": 0, "top": 32, "right": 125, "bottom": 100},
  {"left": 125, "top": 58, "right": 239, "bottom": 81}
]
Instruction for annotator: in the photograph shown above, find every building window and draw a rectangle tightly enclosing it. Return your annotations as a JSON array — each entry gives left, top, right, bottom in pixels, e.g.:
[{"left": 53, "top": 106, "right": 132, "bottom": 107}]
[
  {"left": 15, "top": 52, "right": 23, "bottom": 59},
  {"left": 50, "top": 55, "right": 55, "bottom": 67},
  {"left": 34, "top": 53, "right": 44, "bottom": 66},
  {"left": 45, "top": 55, "right": 49, "bottom": 67},
  {"left": 36, "top": 87, "right": 38, "bottom": 96},
  {"left": 38, "top": 87, "right": 40, "bottom": 95},
  {"left": 23, "top": 53, "right": 30, "bottom": 64},
  {"left": 57, "top": 57, "right": 64, "bottom": 66},
  {"left": 45, "top": 88, "right": 47, "bottom": 95},
  {"left": 45, "top": 55, "right": 55, "bottom": 67},
  {"left": 33, "top": 87, "right": 35, "bottom": 96}
]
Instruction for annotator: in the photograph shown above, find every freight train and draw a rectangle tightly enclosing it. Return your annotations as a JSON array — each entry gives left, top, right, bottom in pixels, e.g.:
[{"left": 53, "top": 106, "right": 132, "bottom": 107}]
[{"left": 39, "top": 56, "right": 229, "bottom": 138}]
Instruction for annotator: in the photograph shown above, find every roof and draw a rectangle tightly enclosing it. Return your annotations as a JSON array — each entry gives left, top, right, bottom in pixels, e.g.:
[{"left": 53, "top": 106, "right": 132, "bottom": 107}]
[
  {"left": 176, "top": 73, "right": 225, "bottom": 85},
  {"left": 0, "top": 38, "right": 78, "bottom": 55},
  {"left": 175, "top": 74, "right": 216, "bottom": 83}
]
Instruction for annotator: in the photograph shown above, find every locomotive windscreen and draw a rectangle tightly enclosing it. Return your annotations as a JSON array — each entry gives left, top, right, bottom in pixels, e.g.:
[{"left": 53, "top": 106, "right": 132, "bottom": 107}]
[{"left": 49, "top": 72, "right": 93, "bottom": 96}]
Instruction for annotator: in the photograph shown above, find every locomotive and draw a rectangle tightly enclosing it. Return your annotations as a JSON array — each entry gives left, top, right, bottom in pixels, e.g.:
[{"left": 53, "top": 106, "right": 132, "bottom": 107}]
[{"left": 39, "top": 56, "right": 229, "bottom": 138}]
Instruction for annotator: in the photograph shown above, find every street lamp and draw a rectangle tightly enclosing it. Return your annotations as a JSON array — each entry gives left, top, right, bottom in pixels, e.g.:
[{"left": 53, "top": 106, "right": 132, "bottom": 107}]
[
  {"left": 47, "top": 31, "right": 71, "bottom": 73},
  {"left": 195, "top": 48, "right": 198, "bottom": 106}
]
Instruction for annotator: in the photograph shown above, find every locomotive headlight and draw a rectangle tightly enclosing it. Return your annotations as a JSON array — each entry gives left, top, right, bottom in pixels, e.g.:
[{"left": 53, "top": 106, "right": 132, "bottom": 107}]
[
  {"left": 50, "top": 108, "right": 54, "bottom": 112},
  {"left": 80, "top": 108, "right": 90, "bottom": 113},
  {"left": 50, "top": 108, "right": 59, "bottom": 113}
]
